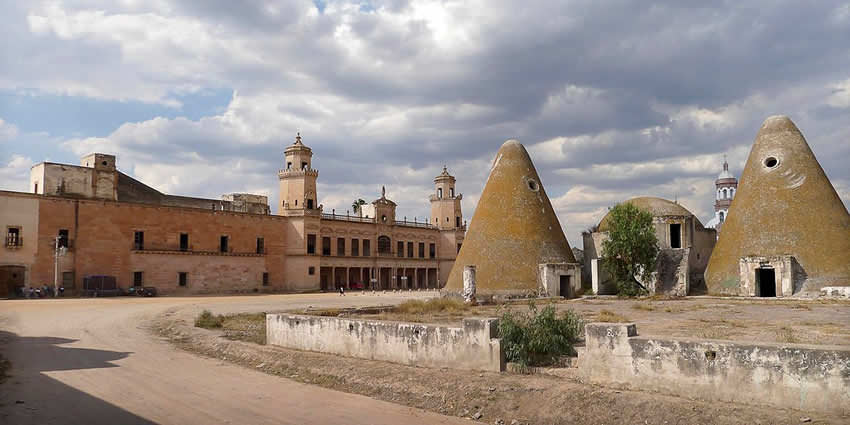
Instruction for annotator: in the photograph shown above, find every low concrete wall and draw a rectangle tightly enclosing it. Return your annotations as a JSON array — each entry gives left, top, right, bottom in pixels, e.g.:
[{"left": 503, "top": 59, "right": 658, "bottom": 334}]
[
  {"left": 581, "top": 323, "right": 850, "bottom": 415},
  {"left": 266, "top": 314, "right": 504, "bottom": 372}
]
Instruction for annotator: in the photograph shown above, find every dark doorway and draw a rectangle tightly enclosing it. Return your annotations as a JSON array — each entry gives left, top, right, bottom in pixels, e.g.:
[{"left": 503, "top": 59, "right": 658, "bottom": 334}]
[
  {"left": 670, "top": 223, "right": 682, "bottom": 249},
  {"left": 559, "top": 275, "right": 571, "bottom": 298},
  {"left": 757, "top": 268, "right": 776, "bottom": 297},
  {"left": 0, "top": 266, "right": 25, "bottom": 298}
]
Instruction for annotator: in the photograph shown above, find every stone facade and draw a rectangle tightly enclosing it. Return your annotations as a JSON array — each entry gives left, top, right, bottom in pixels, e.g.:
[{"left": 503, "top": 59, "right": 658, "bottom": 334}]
[
  {"left": 583, "top": 197, "right": 716, "bottom": 296},
  {"left": 1, "top": 134, "right": 464, "bottom": 296}
]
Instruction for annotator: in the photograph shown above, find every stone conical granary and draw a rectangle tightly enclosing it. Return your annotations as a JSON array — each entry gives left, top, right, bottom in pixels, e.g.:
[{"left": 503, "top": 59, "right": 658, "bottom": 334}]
[
  {"left": 444, "top": 140, "right": 576, "bottom": 297},
  {"left": 705, "top": 115, "right": 850, "bottom": 296}
]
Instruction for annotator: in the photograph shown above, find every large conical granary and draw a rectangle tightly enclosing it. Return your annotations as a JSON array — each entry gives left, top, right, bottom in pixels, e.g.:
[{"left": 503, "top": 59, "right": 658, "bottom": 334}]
[
  {"left": 705, "top": 115, "right": 850, "bottom": 296},
  {"left": 444, "top": 140, "right": 576, "bottom": 298}
]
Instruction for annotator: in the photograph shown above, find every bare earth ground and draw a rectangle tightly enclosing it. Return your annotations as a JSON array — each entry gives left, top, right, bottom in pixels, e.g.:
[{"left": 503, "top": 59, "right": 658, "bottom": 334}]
[
  {"left": 2, "top": 293, "right": 848, "bottom": 424},
  {"left": 0, "top": 293, "right": 469, "bottom": 425},
  {"left": 349, "top": 295, "right": 850, "bottom": 347}
]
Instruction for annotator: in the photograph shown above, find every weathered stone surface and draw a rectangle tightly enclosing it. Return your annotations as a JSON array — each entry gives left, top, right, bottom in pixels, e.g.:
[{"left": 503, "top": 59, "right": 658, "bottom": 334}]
[
  {"left": 582, "top": 323, "right": 850, "bottom": 415},
  {"left": 266, "top": 313, "right": 504, "bottom": 372},
  {"left": 444, "top": 140, "right": 575, "bottom": 297},
  {"left": 705, "top": 115, "right": 850, "bottom": 295}
]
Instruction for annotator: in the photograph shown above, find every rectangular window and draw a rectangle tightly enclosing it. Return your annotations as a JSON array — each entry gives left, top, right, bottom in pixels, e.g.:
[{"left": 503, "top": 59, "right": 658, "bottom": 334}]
[
  {"left": 429, "top": 243, "right": 436, "bottom": 259},
  {"left": 670, "top": 223, "right": 682, "bottom": 249},
  {"left": 287, "top": 162, "right": 292, "bottom": 169},
  {"left": 307, "top": 199, "right": 314, "bottom": 209},
  {"left": 407, "top": 242, "right": 413, "bottom": 258},
  {"left": 308, "top": 266, "right": 315, "bottom": 275},
  {"left": 457, "top": 243, "right": 462, "bottom": 253},
  {"left": 262, "top": 272, "right": 269, "bottom": 286},
  {"left": 456, "top": 217, "right": 461, "bottom": 228},
  {"left": 337, "top": 238, "right": 345, "bottom": 256},
  {"left": 134, "top": 231, "right": 144, "bottom": 250},
  {"left": 307, "top": 234, "right": 316, "bottom": 254},
  {"left": 58, "top": 229, "right": 70, "bottom": 248},
  {"left": 62, "top": 271, "right": 75, "bottom": 288},
  {"left": 5, "top": 227, "right": 21, "bottom": 248},
  {"left": 178, "top": 272, "right": 187, "bottom": 287},
  {"left": 34, "top": 182, "right": 38, "bottom": 193},
  {"left": 301, "top": 161, "right": 308, "bottom": 170},
  {"left": 363, "top": 239, "right": 371, "bottom": 257},
  {"left": 220, "top": 235, "right": 229, "bottom": 253},
  {"left": 256, "top": 237, "right": 265, "bottom": 254},
  {"left": 397, "top": 241, "right": 404, "bottom": 258},
  {"left": 351, "top": 238, "right": 359, "bottom": 256},
  {"left": 418, "top": 242, "right": 425, "bottom": 258},
  {"left": 322, "top": 237, "right": 331, "bottom": 256},
  {"left": 133, "top": 271, "right": 143, "bottom": 287},
  {"left": 179, "top": 233, "right": 189, "bottom": 251}
]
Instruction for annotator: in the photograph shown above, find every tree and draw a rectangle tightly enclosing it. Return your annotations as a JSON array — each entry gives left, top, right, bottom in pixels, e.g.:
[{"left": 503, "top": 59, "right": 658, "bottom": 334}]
[
  {"left": 351, "top": 198, "right": 367, "bottom": 217},
  {"left": 601, "top": 203, "right": 659, "bottom": 296}
]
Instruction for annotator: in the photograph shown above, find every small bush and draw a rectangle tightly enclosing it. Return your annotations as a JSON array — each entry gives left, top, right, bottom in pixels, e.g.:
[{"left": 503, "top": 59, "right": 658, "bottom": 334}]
[
  {"left": 393, "top": 297, "right": 468, "bottom": 315},
  {"left": 195, "top": 310, "right": 224, "bottom": 328},
  {"left": 498, "top": 303, "right": 584, "bottom": 367}
]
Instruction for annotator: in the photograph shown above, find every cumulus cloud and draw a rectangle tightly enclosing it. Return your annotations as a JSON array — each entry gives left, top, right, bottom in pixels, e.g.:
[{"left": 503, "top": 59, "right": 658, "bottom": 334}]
[{"left": 1, "top": 0, "right": 849, "bottom": 243}]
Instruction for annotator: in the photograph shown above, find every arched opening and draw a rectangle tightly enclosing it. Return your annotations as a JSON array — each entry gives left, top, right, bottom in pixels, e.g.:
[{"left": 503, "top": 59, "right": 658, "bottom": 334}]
[
  {"left": 438, "top": 188, "right": 443, "bottom": 198},
  {"left": 722, "top": 188, "right": 728, "bottom": 199},
  {"left": 719, "top": 211, "right": 725, "bottom": 222},
  {"left": 377, "top": 236, "right": 391, "bottom": 255}
]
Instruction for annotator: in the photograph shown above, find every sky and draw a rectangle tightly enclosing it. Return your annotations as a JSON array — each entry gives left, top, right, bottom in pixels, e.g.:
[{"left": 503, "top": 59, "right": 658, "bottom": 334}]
[{"left": 1, "top": 0, "right": 849, "bottom": 246}]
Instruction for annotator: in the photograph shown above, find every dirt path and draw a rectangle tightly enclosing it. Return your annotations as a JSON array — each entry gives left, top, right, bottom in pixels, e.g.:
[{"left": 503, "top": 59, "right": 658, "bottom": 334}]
[{"left": 0, "top": 293, "right": 469, "bottom": 425}]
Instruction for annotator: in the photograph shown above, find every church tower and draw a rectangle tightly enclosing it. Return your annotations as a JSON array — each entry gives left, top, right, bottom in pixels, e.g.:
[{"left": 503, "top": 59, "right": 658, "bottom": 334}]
[
  {"left": 430, "top": 166, "right": 463, "bottom": 230},
  {"left": 710, "top": 156, "right": 738, "bottom": 232},
  {"left": 278, "top": 132, "right": 319, "bottom": 215}
]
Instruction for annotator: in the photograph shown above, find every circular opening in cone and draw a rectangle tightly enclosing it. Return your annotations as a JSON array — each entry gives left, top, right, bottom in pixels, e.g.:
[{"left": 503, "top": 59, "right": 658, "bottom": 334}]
[
  {"left": 764, "top": 157, "right": 779, "bottom": 168},
  {"left": 527, "top": 179, "right": 539, "bottom": 191}
]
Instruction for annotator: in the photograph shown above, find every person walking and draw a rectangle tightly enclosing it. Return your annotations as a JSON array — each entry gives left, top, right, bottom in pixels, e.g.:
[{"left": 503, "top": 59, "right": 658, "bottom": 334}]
[{"left": 338, "top": 285, "right": 345, "bottom": 296}]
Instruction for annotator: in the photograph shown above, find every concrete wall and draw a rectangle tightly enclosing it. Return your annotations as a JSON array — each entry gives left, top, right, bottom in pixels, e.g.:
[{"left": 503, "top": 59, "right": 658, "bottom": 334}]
[
  {"left": 538, "top": 262, "right": 581, "bottom": 297},
  {"left": 581, "top": 323, "right": 850, "bottom": 415},
  {"left": 266, "top": 314, "right": 504, "bottom": 372}
]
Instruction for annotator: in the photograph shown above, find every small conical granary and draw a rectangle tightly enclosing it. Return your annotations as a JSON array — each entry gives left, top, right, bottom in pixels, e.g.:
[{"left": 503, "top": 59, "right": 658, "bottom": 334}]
[
  {"left": 444, "top": 140, "right": 576, "bottom": 297},
  {"left": 705, "top": 115, "right": 850, "bottom": 296}
]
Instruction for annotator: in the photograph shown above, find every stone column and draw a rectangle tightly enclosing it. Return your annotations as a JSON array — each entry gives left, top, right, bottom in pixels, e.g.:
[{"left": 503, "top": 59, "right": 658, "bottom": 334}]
[{"left": 462, "top": 265, "right": 476, "bottom": 303}]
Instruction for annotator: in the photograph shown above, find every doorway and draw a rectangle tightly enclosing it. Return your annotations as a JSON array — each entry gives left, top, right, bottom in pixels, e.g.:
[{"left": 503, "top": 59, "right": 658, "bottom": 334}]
[
  {"left": 0, "top": 266, "right": 26, "bottom": 298},
  {"left": 559, "top": 275, "right": 572, "bottom": 298},
  {"left": 757, "top": 268, "right": 776, "bottom": 297}
]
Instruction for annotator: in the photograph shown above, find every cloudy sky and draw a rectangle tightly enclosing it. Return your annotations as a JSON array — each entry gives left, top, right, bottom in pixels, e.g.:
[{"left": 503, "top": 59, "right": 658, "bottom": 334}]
[{"left": 1, "top": 0, "right": 849, "bottom": 245}]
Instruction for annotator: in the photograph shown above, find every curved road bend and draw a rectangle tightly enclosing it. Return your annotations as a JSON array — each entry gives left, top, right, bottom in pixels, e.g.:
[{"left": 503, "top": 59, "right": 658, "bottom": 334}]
[{"left": 0, "top": 293, "right": 469, "bottom": 425}]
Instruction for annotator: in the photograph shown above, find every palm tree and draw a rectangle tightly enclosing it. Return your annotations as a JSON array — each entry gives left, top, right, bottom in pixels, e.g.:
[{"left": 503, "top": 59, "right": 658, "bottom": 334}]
[{"left": 351, "top": 199, "right": 367, "bottom": 217}]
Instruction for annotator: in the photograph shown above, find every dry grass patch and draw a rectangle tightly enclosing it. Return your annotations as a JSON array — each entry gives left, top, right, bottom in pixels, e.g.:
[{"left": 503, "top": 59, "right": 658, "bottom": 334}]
[
  {"left": 594, "top": 310, "right": 630, "bottom": 323},
  {"left": 631, "top": 303, "right": 655, "bottom": 312},
  {"left": 195, "top": 311, "right": 266, "bottom": 344}
]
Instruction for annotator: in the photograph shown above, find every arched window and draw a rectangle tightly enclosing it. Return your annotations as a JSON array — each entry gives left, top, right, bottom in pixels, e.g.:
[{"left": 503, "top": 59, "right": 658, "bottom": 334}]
[
  {"left": 450, "top": 187, "right": 454, "bottom": 197},
  {"left": 719, "top": 211, "right": 725, "bottom": 222},
  {"left": 722, "top": 188, "right": 728, "bottom": 199},
  {"left": 438, "top": 188, "right": 443, "bottom": 198},
  {"left": 377, "top": 236, "right": 391, "bottom": 254},
  {"left": 730, "top": 188, "right": 735, "bottom": 198}
]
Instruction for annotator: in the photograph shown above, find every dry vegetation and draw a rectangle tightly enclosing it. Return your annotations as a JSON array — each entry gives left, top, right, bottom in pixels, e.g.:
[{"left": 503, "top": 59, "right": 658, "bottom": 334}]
[
  {"left": 195, "top": 310, "right": 266, "bottom": 345},
  {"left": 594, "top": 309, "right": 630, "bottom": 323}
]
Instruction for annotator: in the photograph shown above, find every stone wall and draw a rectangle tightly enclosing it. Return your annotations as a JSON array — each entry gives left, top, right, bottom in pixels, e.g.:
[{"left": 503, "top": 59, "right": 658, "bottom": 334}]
[
  {"left": 581, "top": 323, "right": 850, "bottom": 415},
  {"left": 266, "top": 314, "right": 504, "bottom": 372}
]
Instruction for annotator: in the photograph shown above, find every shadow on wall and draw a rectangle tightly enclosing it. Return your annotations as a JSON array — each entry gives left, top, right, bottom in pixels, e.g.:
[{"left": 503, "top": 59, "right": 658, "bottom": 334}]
[{"left": 0, "top": 331, "right": 154, "bottom": 425}]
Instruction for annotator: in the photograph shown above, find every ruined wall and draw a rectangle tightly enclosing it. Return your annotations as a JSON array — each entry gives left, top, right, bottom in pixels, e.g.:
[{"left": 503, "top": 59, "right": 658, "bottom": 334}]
[
  {"left": 582, "top": 323, "right": 850, "bottom": 415},
  {"left": 32, "top": 163, "right": 116, "bottom": 200},
  {"left": 266, "top": 314, "right": 504, "bottom": 372}
]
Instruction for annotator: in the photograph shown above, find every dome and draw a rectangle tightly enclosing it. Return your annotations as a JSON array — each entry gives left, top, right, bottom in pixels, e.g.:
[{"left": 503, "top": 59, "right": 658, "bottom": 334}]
[
  {"left": 717, "top": 169, "right": 734, "bottom": 180},
  {"left": 598, "top": 197, "right": 701, "bottom": 231}
]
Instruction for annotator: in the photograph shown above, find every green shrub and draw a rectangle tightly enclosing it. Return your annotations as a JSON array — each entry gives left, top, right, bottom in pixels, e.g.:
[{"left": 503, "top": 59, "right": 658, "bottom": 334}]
[
  {"left": 195, "top": 310, "right": 224, "bottom": 329},
  {"left": 498, "top": 303, "right": 584, "bottom": 367}
]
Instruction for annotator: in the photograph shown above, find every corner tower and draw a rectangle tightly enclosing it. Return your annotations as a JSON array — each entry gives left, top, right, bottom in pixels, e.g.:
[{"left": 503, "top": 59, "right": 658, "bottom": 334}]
[
  {"left": 278, "top": 133, "right": 319, "bottom": 215},
  {"left": 430, "top": 166, "right": 463, "bottom": 229}
]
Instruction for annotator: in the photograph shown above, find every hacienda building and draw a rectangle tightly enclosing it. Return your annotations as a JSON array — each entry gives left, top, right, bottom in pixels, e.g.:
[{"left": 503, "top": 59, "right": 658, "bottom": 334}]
[{"left": 0, "top": 134, "right": 465, "bottom": 297}]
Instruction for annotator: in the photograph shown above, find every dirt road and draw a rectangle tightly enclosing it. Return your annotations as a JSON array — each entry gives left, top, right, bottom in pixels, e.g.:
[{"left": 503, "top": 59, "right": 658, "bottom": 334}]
[{"left": 0, "top": 293, "right": 470, "bottom": 425}]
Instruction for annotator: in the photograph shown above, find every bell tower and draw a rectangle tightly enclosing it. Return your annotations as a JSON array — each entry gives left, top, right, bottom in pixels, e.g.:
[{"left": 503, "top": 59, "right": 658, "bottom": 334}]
[
  {"left": 712, "top": 155, "right": 738, "bottom": 232},
  {"left": 278, "top": 132, "right": 319, "bottom": 215},
  {"left": 430, "top": 166, "right": 463, "bottom": 230}
]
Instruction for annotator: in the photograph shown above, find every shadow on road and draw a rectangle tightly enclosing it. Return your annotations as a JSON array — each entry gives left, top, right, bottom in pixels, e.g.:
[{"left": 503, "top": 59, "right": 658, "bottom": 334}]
[{"left": 0, "top": 330, "right": 155, "bottom": 425}]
